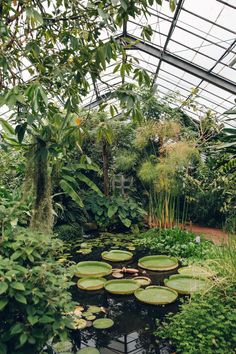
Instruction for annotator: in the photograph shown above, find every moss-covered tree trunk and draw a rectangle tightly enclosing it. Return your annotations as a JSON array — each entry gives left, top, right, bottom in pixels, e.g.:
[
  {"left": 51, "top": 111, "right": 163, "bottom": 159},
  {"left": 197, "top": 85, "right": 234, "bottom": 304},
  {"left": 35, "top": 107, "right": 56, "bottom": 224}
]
[
  {"left": 102, "top": 138, "right": 109, "bottom": 196},
  {"left": 30, "top": 138, "right": 53, "bottom": 233}
]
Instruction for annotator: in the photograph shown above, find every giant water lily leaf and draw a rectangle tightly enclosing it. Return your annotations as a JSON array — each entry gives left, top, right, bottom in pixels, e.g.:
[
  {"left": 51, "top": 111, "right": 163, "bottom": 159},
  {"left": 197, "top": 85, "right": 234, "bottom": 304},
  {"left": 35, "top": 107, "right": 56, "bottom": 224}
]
[
  {"left": 77, "top": 277, "right": 106, "bottom": 291},
  {"left": 164, "top": 274, "right": 210, "bottom": 295},
  {"left": 134, "top": 285, "right": 178, "bottom": 305},
  {"left": 53, "top": 341, "right": 73, "bottom": 352},
  {"left": 178, "top": 265, "right": 215, "bottom": 278},
  {"left": 138, "top": 255, "right": 178, "bottom": 271},
  {"left": 76, "top": 261, "right": 112, "bottom": 278},
  {"left": 93, "top": 318, "right": 114, "bottom": 329},
  {"left": 133, "top": 276, "right": 151, "bottom": 287},
  {"left": 105, "top": 279, "right": 140, "bottom": 295},
  {"left": 101, "top": 250, "right": 133, "bottom": 262},
  {"left": 87, "top": 306, "right": 101, "bottom": 313}
]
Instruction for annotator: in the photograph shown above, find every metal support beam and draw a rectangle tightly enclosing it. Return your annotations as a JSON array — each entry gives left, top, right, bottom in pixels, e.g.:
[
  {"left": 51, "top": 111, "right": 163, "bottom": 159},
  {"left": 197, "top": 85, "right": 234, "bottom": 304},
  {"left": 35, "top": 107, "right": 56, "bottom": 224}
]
[
  {"left": 122, "top": 34, "right": 236, "bottom": 95},
  {"left": 153, "top": 0, "right": 185, "bottom": 82},
  {"left": 84, "top": 91, "right": 112, "bottom": 109}
]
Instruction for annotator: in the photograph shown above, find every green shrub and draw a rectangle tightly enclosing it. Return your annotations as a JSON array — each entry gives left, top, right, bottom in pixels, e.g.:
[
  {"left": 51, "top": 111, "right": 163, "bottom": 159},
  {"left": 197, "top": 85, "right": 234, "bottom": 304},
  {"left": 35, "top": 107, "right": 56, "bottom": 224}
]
[
  {"left": 156, "top": 286, "right": 236, "bottom": 354},
  {"left": 54, "top": 222, "right": 83, "bottom": 241},
  {"left": 135, "top": 228, "right": 212, "bottom": 262},
  {"left": 0, "top": 229, "right": 75, "bottom": 354},
  {"left": 84, "top": 193, "right": 146, "bottom": 231}
]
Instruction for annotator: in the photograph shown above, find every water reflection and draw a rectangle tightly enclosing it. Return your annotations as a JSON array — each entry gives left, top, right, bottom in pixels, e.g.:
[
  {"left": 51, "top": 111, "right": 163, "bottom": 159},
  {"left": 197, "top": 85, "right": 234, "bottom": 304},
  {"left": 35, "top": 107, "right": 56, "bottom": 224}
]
[{"left": 70, "top": 244, "right": 180, "bottom": 354}]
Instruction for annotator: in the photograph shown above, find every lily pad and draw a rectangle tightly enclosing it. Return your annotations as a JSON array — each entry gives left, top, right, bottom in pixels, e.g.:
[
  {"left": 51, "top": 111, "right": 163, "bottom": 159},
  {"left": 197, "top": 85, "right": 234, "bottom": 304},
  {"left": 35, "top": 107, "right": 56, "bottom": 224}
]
[
  {"left": 77, "top": 277, "right": 106, "bottom": 291},
  {"left": 178, "top": 265, "right": 215, "bottom": 278},
  {"left": 101, "top": 250, "right": 133, "bottom": 262},
  {"left": 104, "top": 279, "right": 140, "bottom": 295},
  {"left": 77, "top": 248, "right": 92, "bottom": 255},
  {"left": 53, "top": 341, "right": 73, "bottom": 352},
  {"left": 85, "top": 315, "right": 96, "bottom": 321},
  {"left": 112, "top": 271, "right": 124, "bottom": 279},
  {"left": 93, "top": 318, "right": 114, "bottom": 329},
  {"left": 133, "top": 276, "right": 151, "bottom": 286},
  {"left": 76, "top": 261, "right": 112, "bottom": 278},
  {"left": 134, "top": 286, "right": 178, "bottom": 305},
  {"left": 74, "top": 318, "right": 87, "bottom": 329},
  {"left": 77, "top": 347, "right": 100, "bottom": 354},
  {"left": 164, "top": 274, "right": 210, "bottom": 294},
  {"left": 138, "top": 255, "right": 178, "bottom": 271},
  {"left": 87, "top": 306, "right": 101, "bottom": 313}
]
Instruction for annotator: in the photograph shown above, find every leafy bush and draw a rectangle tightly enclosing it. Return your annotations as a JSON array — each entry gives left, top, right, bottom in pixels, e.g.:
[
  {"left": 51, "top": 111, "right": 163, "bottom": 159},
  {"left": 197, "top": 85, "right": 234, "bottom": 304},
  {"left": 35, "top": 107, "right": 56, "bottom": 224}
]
[
  {"left": 84, "top": 193, "right": 146, "bottom": 231},
  {"left": 54, "top": 222, "right": 83, "bottom": 241},
  {"left": 135, "top": 228, "right": 212, "bottom": 262},
  {"left": 156, "top": 286, "right": 236, "bottom": 354},
  {"left": 0, "top": 229, "right": 74, "bottom": 354}
]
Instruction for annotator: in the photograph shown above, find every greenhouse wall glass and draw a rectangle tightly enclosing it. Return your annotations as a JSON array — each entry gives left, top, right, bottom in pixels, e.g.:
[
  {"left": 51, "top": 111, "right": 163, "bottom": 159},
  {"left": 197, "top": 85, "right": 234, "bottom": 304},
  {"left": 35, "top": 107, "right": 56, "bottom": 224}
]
[{"left": 0, "top": 0, "right": 235, "bottom": 353}]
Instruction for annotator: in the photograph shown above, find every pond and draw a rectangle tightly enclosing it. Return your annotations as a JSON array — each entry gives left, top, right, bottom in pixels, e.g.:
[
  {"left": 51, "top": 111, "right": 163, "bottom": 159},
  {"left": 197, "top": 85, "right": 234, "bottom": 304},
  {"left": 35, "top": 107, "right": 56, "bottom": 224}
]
[{"left": 63, "top": 233, "right": 181, "bottom": 354}]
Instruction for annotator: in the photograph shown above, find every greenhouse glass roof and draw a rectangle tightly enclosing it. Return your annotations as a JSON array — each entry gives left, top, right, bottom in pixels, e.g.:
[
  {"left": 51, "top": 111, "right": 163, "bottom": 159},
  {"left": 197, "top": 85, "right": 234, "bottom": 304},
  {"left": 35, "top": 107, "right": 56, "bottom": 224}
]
[
  {"left": 84, "top": 0, "right": 236, "bottom": 126},
  {"left": 1, "top": 0, "right": 236, "bottom": 126}
]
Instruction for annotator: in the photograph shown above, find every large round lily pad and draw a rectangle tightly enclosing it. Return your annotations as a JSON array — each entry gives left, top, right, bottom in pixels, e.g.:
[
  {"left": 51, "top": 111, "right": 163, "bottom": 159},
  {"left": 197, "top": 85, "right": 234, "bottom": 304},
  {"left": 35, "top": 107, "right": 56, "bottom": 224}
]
[
  {"left": 178, "top": 265, "right": 214, "bottom": 278},
  {"left": 76, "top": 261, "right": 112, "bottom": 278},
  {"left": 138, "top": 255, "right": 178, "bottom": 271},
  {"left": 164, "top": 274, "right": 210, "bottom": 294},
  {"left": 77, "top": 347, "right": 100, "bottom": 354},
  {"left": 77, "top": 277, "right": 106, "bottom": 291},
  {"left": 104, "top": 279, "right": 140, "bottom": 295},
  {"left": 133, "top": 276, "right": 151, "bottom": 287},
  {"left": 134, "top": 285, "right": 178, "bottom": 305},
  {"left": 101, "top": 250, "right": 133, "bottom": 262},
  {"left": 93, "top": 318, "right": 114, "bottom": 329}
]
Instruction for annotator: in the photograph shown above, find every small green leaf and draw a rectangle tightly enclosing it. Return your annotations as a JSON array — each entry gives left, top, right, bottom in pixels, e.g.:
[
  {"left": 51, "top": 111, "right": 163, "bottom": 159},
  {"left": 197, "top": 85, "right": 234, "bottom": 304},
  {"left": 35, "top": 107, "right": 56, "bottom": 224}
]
[
  {"left": 120, "top": 0, "right": 128, "bottom": 11},
  {"left": 108, "top": 205, "right": 118, "bottom": 218},
  {"left": 0, "top": 282, "right": 8, "bottom": 295},
  {"left": 19, "top": 333, "right": 28, "bottom": 346},
  {"left": 11, "top": 282, "right": 25, "bottom": 291},
  {"left": 11, "top": 323, "right": 24, "bottom": 335},
  {"left": 39, "top": 315, "right": 54, "bottom": 324},
  {"left": 0, "top": 299, "right": 8, "bottom": 310},
  {"left": 11, "top": 251, "right": 22, "bottom": 260},
  {"left": 15, "top": 293, "right": 27, "bottom": 304}
]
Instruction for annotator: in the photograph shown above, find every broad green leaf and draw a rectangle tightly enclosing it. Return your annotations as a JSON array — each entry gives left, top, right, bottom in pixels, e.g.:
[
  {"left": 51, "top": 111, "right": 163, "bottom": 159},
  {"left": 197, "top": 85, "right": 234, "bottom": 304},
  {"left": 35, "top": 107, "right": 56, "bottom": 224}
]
[
  {"left": 170, "top": 0, "right": 176, "bottom": 12},
  {"left": 120, "top": 0, "right": 128, "bottom": 11},
  {"left": 19, "top": 333, "right": 28, "bottom": 346},
  {"left": 0, "top": 282, "right": 8, "bottom": 295},
  {"left": 11, "top": 323, "right": 24, "bottom": 335},
  {"left": 0, "top": 299, "right": 8, "bottom": 310},
  {"left": 77, "top": 173, "right": 103, "bottom": 196},
  {"left": 11, "top": 250, "right": 22, "bottom": 260},
  {"left": 60, "top": 179, "right": 84, "bottom": 207},
  {"left": 119, "top": 216, "right": 132, "bottom": 228},
  {"left": 39, "top": 315, "right": 54, "bottom": 324},
  {"left": 107, "top": 205, "right": 118, "bottom": 218},
  {"left": 11, "top": 282, "right": 25, "bottom": 291},
  {"left": 0, "top": 118, "right": 15, "bottom": 135},
  {"left": 15, "top": 293, "right": 27, "bottom": 304}
]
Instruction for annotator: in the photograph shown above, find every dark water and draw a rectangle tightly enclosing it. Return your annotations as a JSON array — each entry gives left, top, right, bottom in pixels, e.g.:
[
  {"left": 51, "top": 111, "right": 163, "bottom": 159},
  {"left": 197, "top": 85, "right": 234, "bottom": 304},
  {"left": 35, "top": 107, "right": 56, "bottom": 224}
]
[{"left": 69, "top": 239, "right": 180, "bottom": 354}]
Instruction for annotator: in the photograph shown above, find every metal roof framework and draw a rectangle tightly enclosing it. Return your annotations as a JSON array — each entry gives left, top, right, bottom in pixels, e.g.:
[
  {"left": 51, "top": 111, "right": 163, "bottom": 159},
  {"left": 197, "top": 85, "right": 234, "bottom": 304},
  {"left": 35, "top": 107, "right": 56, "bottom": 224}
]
[{"left": 84, "top": 0, "right": 236, "bottom": 126}]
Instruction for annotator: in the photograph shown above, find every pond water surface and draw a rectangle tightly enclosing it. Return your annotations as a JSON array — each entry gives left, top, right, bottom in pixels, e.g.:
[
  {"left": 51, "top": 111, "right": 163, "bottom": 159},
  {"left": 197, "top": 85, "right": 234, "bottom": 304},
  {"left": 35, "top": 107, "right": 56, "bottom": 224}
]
[{"left": 68, "top": 234, "right": 180, "bottom": 354}]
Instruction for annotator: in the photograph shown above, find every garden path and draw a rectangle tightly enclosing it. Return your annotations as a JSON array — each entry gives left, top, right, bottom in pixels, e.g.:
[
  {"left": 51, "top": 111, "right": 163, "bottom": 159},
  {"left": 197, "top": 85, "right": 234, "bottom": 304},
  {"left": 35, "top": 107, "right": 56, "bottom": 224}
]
[{"left": 186, "top": 224, "right": 229, "bottom": 245}]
